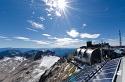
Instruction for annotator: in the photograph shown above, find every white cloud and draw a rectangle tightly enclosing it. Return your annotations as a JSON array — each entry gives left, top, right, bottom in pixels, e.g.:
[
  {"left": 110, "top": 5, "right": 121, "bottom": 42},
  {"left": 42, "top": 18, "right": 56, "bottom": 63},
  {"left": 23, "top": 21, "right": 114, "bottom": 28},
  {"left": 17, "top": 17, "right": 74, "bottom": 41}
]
[
  {"left": 4, "top": 39, "right": 12, "bottom": 41},
  {"left": 42, "top": 0, "right": 63, "bottom": 17},
  {"left": 42, "top": 0, "right": 52, "bottom": 6},
  {"left": 0, "top": 36, "right": 7, "bottom": 39},
  {"left": 48, "top": 36, "right": 85, "bottom": 48},
  {"left": 55, "top": 38, "right": 82, "bottom": 45},
  {"left": 14, "top": 36, "right": 49, "bottom": 45},
  {"left": 43, "top": 34, "right": 51, "bottom": 37},
  {"left": 55, "top": 11, "right": 61, "bottom": 17},
  {"left": 80, "top": 33, "right": 100, "bottom": 38},
  {"left": 56, "top": 38, "right": 72, "bottom": 44},
  {"left": 82, "top": 23, "right": 87, "bottom": 28},
  {"left": 104, "top": 36, "right": 125, "bottom": 46},
  {"left": 50, "top": 17, "right": 53, "bottom": 20},
  {"left": 39, "top": 16, "right": 45, "bottom": 21},
  {"left": 66, "top": 29, "right": 79, "bottom": 38},
  {"left": 32, "top": 12, "right": 35, "bottom": 14},
  {"left": 47, "top": 37, "right": 58, "bottom": 39},
  {"left": 32, "top": 40, "right": 49, "bottom": 45},
  {"left": 66, "top": 28, "right": 100, "bottom": 39},
  {"left": 45, "top": 8, "right": 54, "bottom": 12},
  {"left": 96, "top": 36, "right": 125, "bottom": 46},
  {"left": 27, "top": 20, "right": 44, "bottom": 29},
  {"left": 0, "top": 35, "right": 12, "bottom": 41},
  {"left": 105, "top": 38, "right": 120, "bottom": 46},
  {"left": 47, "top": 14, "right": 51, "bottom": 16},
  {"left": 26, "top": 28, "right": 38, "bottom": 32},
  {"left": 14, "top": 36, "right": 30, "bottom": 41}
]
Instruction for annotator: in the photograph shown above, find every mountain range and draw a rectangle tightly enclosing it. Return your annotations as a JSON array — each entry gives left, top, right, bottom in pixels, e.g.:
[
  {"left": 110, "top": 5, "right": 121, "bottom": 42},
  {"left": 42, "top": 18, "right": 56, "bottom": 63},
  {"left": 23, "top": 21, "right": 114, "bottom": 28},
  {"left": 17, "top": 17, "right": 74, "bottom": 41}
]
[
  {"left": 0, "top": 48, "right": 75, "bottom": 59},
  {"left": 0, "top": 48, "right": 76, "bottom": 82}
]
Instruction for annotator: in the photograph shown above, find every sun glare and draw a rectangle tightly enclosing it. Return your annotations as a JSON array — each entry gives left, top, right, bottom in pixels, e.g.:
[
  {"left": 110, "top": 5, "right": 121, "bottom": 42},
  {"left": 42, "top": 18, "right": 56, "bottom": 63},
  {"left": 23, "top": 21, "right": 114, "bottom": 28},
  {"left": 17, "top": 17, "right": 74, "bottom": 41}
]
[{"left": 58, "top": 0, "right": 66, "bottom": 9}]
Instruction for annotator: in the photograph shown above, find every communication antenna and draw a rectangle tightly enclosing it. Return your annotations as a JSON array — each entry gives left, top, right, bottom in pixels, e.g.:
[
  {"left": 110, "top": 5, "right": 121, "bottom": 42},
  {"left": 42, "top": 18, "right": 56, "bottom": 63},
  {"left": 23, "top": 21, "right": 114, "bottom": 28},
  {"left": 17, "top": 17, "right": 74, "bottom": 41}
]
[{"left": 119, "top": 30, "right": 122, "bottom": 47}]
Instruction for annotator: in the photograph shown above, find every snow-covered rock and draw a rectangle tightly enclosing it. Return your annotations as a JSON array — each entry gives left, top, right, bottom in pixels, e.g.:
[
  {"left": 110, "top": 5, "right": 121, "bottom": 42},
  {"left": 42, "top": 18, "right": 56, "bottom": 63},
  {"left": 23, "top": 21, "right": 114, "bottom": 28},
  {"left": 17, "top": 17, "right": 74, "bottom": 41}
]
[
  {"left": 0, "top": 55, "right": 60, "bottom": 82},
  {"left": 28, "top": 56, "right": 60, "bottom": 82}
]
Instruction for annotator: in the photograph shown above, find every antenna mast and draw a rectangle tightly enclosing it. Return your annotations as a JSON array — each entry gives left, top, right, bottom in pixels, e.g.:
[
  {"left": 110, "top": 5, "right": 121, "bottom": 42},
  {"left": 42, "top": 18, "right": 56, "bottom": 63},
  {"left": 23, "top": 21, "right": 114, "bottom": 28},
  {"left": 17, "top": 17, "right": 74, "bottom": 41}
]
[{"left": 119, "top": 30, "right": 122, "bottom": 47}]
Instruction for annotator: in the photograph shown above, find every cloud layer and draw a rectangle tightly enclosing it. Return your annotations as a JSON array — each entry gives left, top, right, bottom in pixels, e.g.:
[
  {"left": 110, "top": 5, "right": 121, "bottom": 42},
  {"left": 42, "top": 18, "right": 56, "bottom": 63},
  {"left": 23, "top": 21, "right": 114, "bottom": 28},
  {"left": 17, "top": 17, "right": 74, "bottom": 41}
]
[
  {"left": 66, "top": 29, "right": 100, "bottom": 39},
  {"left": 3, "top": 33, "right": 125, "bottom": 48},
  {"left": 80, "top": 33, "right": 100, "bottom": 38},
  {"left": 39, "top": 16, "right": 45, "bottom": 21},
  {"left": 26, "top": 28, "right": 38, "bottom": 32},
  {"left": 0, "top": 36, "right": 7, "bottom": 39},
  {"left": 0, "top": 35, "right": 12, "bottom": 41},
  {"left": 14, "top": 36, "right": 48, "bottom": 45},
  {"left": 66, "top": 29, "right": 79, "bottom": 38},
  {"left": 48, "top": 37, "right": 85, "bottom": 48},
  {"left": 43, "top": 34, "right": 51, "bottom": 37},
  {"left": 27, "top": 20, "right": 44, "bottom": 29},
  {"left": 82, "top": 23, "right": 87, "bottom": 28}
]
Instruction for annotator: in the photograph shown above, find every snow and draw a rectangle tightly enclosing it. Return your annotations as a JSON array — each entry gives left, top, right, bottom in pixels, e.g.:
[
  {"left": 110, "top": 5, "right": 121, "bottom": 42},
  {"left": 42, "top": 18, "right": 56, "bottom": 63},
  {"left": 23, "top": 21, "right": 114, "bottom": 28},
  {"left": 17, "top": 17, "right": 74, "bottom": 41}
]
[
  {"left": 39, "top": 56, "right": 60, "bottom": 68},
  {"left": 14, "top": 56, "right": 26, "bottom": 61},
  {"left": 28, "top": 56, "right": 60, "bottom": 82},
  {"left": 2, "top": 57, "right": 11, "bottom": 61},
  {"left": 1, "top": 56, "right": 26, "bottom": 62},
  {"left": 0, "top": 56, "right": 27, "bottom": 77}
]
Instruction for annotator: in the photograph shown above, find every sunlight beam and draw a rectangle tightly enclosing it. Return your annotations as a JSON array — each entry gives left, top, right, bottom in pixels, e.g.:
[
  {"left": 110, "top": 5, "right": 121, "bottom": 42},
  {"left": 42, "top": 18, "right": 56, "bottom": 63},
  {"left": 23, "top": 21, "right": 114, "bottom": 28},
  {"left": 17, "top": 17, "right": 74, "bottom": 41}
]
[{"left": 57, "top": 0, "right": 66, "bottom": 9}]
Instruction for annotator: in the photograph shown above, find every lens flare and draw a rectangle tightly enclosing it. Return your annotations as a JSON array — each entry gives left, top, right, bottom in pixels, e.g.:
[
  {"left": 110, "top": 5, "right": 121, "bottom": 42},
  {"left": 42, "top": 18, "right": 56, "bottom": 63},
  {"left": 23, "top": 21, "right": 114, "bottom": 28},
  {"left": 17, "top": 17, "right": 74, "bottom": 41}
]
[{"left": 57, "top": 0, "right": 66, "bottom": 9}]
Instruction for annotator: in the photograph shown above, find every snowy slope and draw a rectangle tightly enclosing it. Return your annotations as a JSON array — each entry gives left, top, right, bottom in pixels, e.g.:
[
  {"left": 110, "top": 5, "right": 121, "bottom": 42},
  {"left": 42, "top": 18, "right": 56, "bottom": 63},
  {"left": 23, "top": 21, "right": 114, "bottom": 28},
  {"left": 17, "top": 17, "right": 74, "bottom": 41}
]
[
  {"left": 40, "top": 56, "right": 60, "bottom": 68},
  {"left": 0, "top": 56, "right": 26, "bottom": 81},
  {"left": 28, "top": 56, "right": 60, "bottom": 82}
]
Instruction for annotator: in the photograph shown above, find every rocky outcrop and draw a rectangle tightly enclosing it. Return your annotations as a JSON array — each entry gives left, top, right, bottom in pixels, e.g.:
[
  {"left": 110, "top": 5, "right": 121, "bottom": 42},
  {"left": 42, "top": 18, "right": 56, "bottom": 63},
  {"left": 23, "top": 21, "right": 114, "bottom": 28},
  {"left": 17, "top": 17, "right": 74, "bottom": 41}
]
[{"left": 34, "top": 50, "right": 55, "bottom": 61}]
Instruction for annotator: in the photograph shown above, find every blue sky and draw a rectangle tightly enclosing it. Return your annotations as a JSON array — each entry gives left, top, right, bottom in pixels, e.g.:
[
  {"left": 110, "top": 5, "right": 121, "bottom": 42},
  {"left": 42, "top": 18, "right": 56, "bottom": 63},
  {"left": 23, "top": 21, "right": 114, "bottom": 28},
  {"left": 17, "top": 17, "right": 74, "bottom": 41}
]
[{"left": 0, "top": 0, "right": 125, "bottom": 48}]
